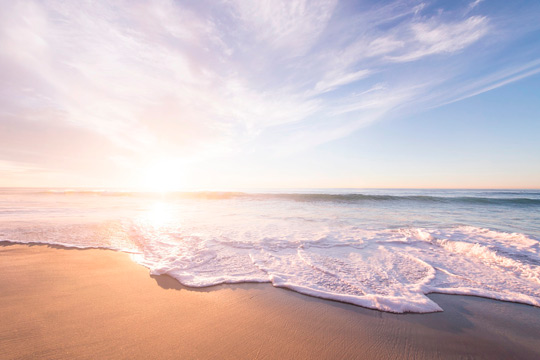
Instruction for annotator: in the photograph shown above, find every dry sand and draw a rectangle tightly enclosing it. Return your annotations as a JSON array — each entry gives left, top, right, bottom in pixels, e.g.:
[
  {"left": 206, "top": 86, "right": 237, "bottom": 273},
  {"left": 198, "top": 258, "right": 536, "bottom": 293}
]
[{"left": 1, "top": 242, "right": 540, "bottom": 359}]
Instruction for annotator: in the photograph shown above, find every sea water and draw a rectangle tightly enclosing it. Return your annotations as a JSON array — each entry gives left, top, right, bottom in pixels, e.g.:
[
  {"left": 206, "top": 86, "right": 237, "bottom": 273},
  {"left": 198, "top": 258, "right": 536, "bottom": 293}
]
[{"left": 1, "top": 188, "right": 539, "bottom": 313}]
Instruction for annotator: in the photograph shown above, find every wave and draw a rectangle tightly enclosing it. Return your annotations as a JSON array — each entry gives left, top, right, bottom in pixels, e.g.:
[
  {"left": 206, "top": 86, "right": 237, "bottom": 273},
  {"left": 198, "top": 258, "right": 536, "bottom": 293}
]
[
  {"left": 15, "top": 189, "right": 540, "bottom": 206},
  {"left": 2, "top": 220, "right": 539, "bottom": 313},
  {"left": 253, "top": 193, "right": 540, "bottom": 206},
  {"left": 2, "top": 186, "right": 540, "bottom": 313}
]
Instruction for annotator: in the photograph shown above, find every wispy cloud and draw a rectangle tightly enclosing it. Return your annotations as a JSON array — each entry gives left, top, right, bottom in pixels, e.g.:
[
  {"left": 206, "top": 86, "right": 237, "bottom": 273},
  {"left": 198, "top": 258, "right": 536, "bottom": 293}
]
[
  {"left": 467, "top": 0, "right": 484, "bottom": 13},
  {"left": 228, "top": 0, "right": 339, "bottom": 57},
  {"left": 428, "top": 59, "right": 540, "bottom": 108},
  {"left": 386, "top": 16, "right": 489, "bottom": 62},
  {"left": 313, "top": 69, "right": 371, "bottom": 94},
  {"left": 1, "top": 0, "right": 539, "bottom": 186}
]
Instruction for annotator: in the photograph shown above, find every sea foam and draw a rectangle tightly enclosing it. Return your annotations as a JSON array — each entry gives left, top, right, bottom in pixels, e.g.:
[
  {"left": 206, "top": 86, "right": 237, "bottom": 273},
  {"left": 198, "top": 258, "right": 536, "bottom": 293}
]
[{"left": 1, "top": 189, "right": 539, "bottom": 313}]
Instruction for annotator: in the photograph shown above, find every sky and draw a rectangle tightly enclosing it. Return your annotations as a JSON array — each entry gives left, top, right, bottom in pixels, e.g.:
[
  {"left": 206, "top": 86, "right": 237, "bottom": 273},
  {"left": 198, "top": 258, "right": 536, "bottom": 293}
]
[{"left": 1, "top": 0, "right": 539, "bottom": 190}]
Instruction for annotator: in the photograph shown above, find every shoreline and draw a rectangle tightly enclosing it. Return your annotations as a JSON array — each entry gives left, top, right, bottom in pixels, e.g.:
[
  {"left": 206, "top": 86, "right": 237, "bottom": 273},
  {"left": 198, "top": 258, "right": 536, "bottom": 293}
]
[{"left": 1, "top": 243, "right": 540, "bottom": 359}]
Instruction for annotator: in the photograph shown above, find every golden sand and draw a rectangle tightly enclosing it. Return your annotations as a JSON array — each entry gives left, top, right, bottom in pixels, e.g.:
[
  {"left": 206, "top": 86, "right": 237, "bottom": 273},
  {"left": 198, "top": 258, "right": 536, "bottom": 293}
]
[{"left": 1, "top": 243, "right": 539, "bottom": 359}]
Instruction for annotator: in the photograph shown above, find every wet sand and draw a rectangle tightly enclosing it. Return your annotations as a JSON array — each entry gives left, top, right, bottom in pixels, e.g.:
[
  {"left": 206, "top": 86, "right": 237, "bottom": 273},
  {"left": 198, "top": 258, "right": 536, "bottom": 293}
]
[{"left": 1, "top": 242, "right": 539, "bottom": 359}]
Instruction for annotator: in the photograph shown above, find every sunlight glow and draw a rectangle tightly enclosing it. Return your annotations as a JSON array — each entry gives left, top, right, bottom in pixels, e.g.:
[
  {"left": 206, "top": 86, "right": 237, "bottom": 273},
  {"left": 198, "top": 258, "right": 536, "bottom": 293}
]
[
  {"left": 141, "top": 201, "right": 175, "bottom": 228},
  {"left": 141, "top": 159, "right": 185, "bottom": 193}
]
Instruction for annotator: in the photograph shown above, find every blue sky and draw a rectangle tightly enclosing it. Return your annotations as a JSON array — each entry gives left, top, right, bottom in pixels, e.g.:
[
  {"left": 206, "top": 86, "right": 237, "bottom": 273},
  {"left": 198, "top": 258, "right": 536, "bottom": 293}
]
[{"left": 0, "top": 0, "right": 539, "bottom": 189}]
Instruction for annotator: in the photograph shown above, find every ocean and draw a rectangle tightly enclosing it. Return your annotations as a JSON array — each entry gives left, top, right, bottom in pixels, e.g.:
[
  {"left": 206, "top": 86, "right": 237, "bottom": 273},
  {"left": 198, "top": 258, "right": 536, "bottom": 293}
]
[{"left": 1, "top": 188, "right": 539, "bottom": 313}]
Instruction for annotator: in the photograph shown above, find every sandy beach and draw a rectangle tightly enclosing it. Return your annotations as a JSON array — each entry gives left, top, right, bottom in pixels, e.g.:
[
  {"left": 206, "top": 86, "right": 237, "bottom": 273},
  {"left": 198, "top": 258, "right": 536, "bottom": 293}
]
[
  {"left": 1, "top": 242, "right": 539, "bottom": 360},
  {"left": 2, "top": 0, "right": 540, "bottom": 357}
]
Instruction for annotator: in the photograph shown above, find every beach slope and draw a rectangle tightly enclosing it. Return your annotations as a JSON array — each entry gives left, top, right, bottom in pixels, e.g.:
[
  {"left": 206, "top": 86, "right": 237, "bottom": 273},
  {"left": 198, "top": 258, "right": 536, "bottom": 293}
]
[{"left": 1, "top": 243, "right": 539, "bottom": 359}]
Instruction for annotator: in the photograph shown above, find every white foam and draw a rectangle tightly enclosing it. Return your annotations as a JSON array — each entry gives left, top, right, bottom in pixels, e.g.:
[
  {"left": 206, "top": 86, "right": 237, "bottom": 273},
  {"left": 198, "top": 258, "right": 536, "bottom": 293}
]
[
  {"left": 1, "top": 192, "right": 540, "bottom": 313},
  {"left": 119, "top": 222, "right": 540, "bottom": 313}
]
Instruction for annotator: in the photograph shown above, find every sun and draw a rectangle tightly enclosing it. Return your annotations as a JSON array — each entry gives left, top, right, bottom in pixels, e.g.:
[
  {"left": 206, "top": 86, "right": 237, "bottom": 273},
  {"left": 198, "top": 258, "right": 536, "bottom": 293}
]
[{"left": 141, "top": 158, "right": 185, "bottom": 193}]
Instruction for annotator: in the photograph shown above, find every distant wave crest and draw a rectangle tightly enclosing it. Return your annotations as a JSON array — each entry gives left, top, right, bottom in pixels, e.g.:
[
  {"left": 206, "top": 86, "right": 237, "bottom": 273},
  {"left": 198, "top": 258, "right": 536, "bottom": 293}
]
[{"left": 25, "top": 189, "right": 540, "bottom": 206}]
